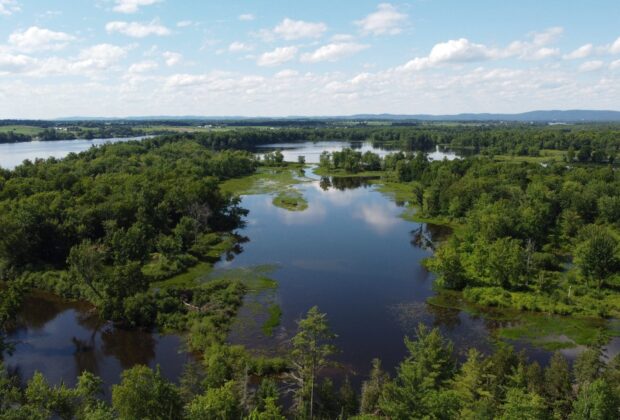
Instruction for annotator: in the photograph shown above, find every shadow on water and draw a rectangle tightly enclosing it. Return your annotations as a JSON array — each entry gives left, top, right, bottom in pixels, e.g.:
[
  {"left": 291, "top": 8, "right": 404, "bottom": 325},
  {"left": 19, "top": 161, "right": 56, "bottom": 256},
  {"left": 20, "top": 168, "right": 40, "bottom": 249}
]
[{"left": 6, "top": 291, "right": 190, "bottom": 394}]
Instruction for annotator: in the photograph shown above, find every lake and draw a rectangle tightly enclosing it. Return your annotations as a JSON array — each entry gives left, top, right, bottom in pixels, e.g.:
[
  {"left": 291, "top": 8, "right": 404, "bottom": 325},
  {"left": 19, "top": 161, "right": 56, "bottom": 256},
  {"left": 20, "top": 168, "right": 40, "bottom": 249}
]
[
  {"left": 0, "top": 136, "right": 150, "bottom": 170},
  {"left": 4, "top": 139, "right": 611, "bottom": 392}
]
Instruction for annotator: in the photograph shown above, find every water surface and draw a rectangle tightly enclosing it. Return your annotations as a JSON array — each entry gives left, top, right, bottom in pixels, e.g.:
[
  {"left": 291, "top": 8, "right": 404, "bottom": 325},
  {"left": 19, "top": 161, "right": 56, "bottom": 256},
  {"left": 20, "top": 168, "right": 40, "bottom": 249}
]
[
  {"left": 256, "top": 141, "right": 458, "bottom": 164},
  {"left": 5, "top": 292, "right": 190, "bottom": 393},
  {"left": 0, "top": 136, "right": 149, "bottom": 170}
]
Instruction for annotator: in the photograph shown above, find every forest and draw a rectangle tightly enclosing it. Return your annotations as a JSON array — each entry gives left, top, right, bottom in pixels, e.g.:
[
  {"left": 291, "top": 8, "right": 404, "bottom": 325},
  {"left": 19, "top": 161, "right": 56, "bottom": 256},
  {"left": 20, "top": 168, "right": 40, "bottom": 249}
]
[{"left": 1, "top": 127, "right": 620, "bottom": 418}]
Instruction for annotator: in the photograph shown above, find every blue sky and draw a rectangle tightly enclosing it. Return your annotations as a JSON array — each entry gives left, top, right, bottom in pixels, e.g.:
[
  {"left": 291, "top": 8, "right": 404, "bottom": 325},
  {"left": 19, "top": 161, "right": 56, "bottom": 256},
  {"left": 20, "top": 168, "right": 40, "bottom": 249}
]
[{"left": 1, "top": 0, "right": 619, "bottom": 118}]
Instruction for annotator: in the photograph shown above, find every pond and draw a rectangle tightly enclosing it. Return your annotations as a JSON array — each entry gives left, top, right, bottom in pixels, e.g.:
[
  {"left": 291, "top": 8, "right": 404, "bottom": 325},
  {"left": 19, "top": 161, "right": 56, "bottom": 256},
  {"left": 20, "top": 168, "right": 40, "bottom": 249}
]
[{"left": 0, "top": 136, "right": 150, "bottom": 170}]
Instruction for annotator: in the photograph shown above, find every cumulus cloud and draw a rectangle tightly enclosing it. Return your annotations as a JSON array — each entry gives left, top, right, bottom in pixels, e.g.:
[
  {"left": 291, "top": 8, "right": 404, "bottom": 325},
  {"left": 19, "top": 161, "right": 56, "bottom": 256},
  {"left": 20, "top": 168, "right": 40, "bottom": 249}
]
[
  {"left": 274, "top": 69, "right": 299, "bottom": 78},
  {"left": 579, "top": 60, "right": 604, "bottom": 72},
  {"left": 113, "top": 0, "right": 160, "bottom": 14},
  {"left": 355, "top": 3, "right": 407, "bottom": 36},
  {"left": 398, "top": 38, "right": 496, "bottom": 71},
  {"left": 228, "top": 41, "right": 252, "bottom": 53},
  {"left": 0, "top": 0, "right": 19, "bottom": 16},
  {"left": 504, "top": 27, "right": 563, "bottom": 60},
  {"left": 563, "top": 44, "right": 593, "bottom": 60},
  {"left": 0, "top": 42, "right": 130, "bottom": 78},
  {"left": 163, "top": 72, "right": 266, "bottom": 93},
  {"left": 128, "top": 60, "right": 158, "bottom": 73},
  {"left": 71, "top": 44, "right": 129, "bottom": 72},
  {"left": 0, "top": 51, "right": 34, "bottom": 73},
  {"left": 397, "top": 28, "right": 565, "bottom": 73},
  {"left": 238, "top": 13, "right": 255, "bottom": 21},
  {"left": 610, "top": 37, "right": 620, "bottom": 54},
  {"left": 610, "top": 59, "right": 620, "bottom": 70},
  {"left": 261, "top": 18, "right": 327, "bottom": 41},
  {"left": 106, "top": 20, "right": 171, "bottom": 38},
  {"left": 8, "top": 26, "right": 75, "bottom": 52},
  {"left": 257, "top": 46, "right": 297, "bottom": 66},
  {"left": 301, "top": 42, "right": 368, "bottom": 63},
  {"left": 162, "top": 51, "right": 181, "bottom": 66}
]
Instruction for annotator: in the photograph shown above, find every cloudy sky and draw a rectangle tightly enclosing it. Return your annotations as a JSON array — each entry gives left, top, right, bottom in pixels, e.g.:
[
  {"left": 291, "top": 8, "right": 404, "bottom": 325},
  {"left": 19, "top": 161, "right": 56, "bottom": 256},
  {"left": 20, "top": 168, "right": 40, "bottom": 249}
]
[{"left": 1, "top": 0, "right": 619, "bottom": 118}]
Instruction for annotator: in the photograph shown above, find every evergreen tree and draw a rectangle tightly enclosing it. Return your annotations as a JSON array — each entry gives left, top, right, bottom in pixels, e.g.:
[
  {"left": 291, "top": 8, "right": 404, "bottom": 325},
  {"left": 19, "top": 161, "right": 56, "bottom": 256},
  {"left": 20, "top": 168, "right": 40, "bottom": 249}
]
[
  {"left": 544, "top": 352, "right": 573, "bottom": 419},
  {"left": 359, "top": 359, "right": 389, "bottom": 415},
  {"left": 380, "top": 324, "right": 458, "bottom": 419}
]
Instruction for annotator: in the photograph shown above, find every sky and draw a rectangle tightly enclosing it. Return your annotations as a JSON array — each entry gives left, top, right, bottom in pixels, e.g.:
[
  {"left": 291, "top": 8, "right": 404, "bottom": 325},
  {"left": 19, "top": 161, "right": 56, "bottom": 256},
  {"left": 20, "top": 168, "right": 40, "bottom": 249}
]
[{"left": 0, "top": 0, "right": 619, "bottom": 118}]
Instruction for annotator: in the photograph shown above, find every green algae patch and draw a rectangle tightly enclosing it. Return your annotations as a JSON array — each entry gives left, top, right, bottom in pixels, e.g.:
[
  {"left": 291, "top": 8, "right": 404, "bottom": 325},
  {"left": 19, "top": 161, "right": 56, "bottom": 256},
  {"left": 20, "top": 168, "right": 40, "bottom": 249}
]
[
  {"left": 273, "top": 190, "right": 308, "bottom": 211},
  {"left": 262, "top": 304, "right": 283, "bottom": 336},
  {"left": 428, "top": 290, "right": 619, "bottom": 351},
  {"left": 220, "top": 165, "right": 311, "bottom": 196}
]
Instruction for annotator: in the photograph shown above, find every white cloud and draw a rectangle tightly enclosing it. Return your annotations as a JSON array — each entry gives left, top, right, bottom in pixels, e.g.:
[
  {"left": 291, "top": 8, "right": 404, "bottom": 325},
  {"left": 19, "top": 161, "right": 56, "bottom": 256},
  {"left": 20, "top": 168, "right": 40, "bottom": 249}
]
[
  {"left": 268, "top": 18, "right": 327, "bottom": 41},
  {"left": 228, "top": 41, "right": 252, "bottom": 53},
  {"left": 331, "top": 34, "right": 355, "bottom": 42},
  {"left": 528, "top": 47, "right": 560, "bottom": 60},
  {"left": 275, "top": 69, "right": 298, "bottom": 78},
  {"left": 0, "top": 51, "right": 34, "bottom": 72},
  {"left": 238, "top": 13, "right": 255, "bottom": 21},
  {"left": 113, "top": 0, "right": 160, "bottom": 14},
  {"left": 398, "top": 38, "right": 496, "bottom": 71},
  {"left": 257, "top": 46, "right": 297, "bottom": 66},
  {"left": 563, "top": 44, "right": 593, "bottom": 60},
  {"left": 355, "top": 3, "right": 407, "bottom": 36},
  {"left": 428, "top": 38, "right": 494, "bottom": 63},
  {"left": 531, "top": 26, "right": 563, "bottom": 45},
  {"left": 610, "top": 59, "right": 620, "bottom": 70},
  {"left": 176, "top": 20, "right": 193, "bottom": 28},
  {"left": 610, "top": 37, "right": 620, "bottom": 54},
  {"left": 162, "top": 51, "right": 181, "bottom": 66},
  {"left": 72, "top": 44, "right": 129, "bottom": 71},
  {"left": 106, "top": 20, "right": 171, "bottom": 38},
  {"left": 0, "top": 0, "right": 19, "bottom": 16},
  {"left": 0, "top": 43, "right": 130, "bottom": 78},
  {"left": 579, "top": 60, "right": 604, "bottom": 72},
  {"left": 504, "top": 27, "right": 563, "bottom": 60},
  {"left": 128, "top": 60, "right": 157, "bottom": 73},
  {"left": 8, "top": 26, "right": 75, "bottom": 52},
  {"left": 397, "top": 27, "right": 564, "bottom": 73},
  {"left": 301, "top": 42, "right": 368, "bottom": 63}
]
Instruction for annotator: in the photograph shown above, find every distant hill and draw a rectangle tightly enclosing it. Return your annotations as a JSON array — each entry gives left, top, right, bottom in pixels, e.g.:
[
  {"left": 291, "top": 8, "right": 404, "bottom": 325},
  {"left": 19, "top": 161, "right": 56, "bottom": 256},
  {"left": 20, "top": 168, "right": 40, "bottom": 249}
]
[
  {"left": 52, "top": 109, "right": 620, "bottom": 123},
  {"left": 348, "top": 110, "right": 620, "bottom": 122}
]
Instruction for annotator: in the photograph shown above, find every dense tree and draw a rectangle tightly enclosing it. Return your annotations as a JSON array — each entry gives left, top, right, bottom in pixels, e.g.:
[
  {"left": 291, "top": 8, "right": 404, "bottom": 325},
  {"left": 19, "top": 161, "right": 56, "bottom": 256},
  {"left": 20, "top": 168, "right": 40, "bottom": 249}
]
[
  {"left": 380, "top": 324, "right": 458, "bottom": 419},
  {"left": 574, "top": 225, "right": 619, "bottom": 288},
  {"left": 570, "top": 378, "right": 619, "bottom": 420},
  {"left": 185, "top": 381, "right": 240, "bottom": 420},
  {"left": 500, "top": 387, "right": 548, "bottom": 420},
  {"left": 111, "top": 365, "right": 183, "bottom": 420},
  {"left": 544, "top": 352, "right": 574, "bottom": 418}
]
